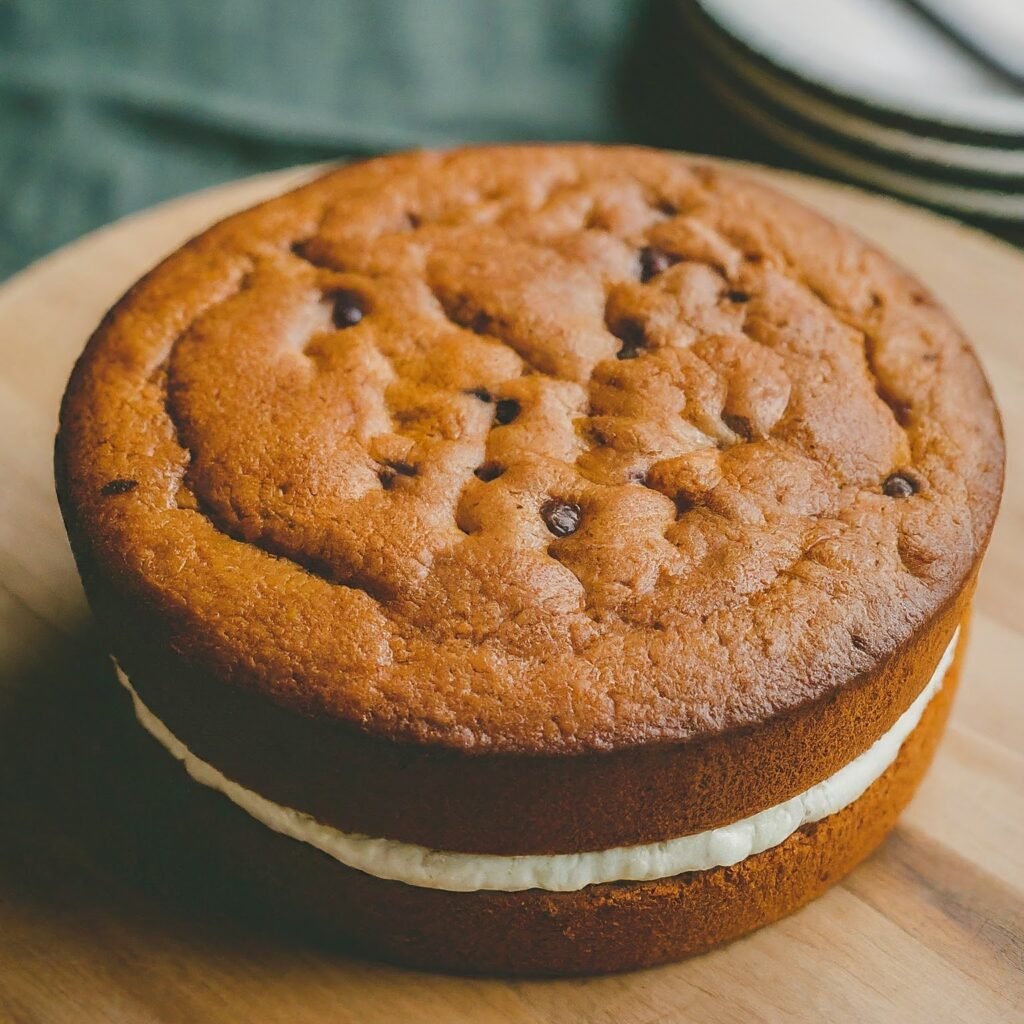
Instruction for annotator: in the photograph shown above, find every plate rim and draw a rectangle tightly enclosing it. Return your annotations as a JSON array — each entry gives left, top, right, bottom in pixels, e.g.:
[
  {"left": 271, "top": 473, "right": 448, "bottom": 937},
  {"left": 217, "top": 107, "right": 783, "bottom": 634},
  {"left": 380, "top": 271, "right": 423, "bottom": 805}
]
[
  {"left": 686, "top": 0, "right": 1024, "bottom": 139},
  {"left": 704, "top": 69, "right": 1024, "bottom": 219},
  {"left": 692, "top": 13, "right": 1024, "bottom": 177}
]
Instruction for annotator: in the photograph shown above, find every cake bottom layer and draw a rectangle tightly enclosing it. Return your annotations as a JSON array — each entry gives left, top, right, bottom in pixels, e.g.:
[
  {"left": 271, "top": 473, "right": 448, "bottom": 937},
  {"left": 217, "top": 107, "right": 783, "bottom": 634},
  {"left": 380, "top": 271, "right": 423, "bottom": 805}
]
[{"left": 163, "top": 630, "right": 963, "bottom": 976}]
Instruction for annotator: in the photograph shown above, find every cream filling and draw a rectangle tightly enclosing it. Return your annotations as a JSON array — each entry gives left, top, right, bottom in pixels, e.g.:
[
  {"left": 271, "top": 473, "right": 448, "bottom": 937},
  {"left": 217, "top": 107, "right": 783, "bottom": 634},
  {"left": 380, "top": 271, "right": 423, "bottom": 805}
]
[{"left": 114, "top": 629, "right": 957, "bottom": 893}]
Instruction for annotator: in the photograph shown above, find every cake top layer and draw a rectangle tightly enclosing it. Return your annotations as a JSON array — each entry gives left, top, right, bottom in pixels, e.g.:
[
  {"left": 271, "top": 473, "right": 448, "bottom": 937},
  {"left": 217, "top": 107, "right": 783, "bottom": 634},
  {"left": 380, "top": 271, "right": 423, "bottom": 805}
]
[{"left": 58, "top": 146, "right": 1003, "bottom": 753}]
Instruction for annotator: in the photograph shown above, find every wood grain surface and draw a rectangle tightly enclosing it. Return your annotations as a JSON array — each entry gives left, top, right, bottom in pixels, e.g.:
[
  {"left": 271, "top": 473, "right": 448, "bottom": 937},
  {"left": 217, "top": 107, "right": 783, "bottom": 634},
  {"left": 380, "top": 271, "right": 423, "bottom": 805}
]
[{"left": 0, "top": 163, "right": 1021, "bottom": 1023}]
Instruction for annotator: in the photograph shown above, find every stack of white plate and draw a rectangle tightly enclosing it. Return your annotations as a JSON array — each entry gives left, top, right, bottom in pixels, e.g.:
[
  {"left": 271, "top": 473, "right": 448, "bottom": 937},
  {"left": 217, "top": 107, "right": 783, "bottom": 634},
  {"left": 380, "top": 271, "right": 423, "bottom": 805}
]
[{"left": 682, "top": 0, "right": 1024, "bottom": 222}]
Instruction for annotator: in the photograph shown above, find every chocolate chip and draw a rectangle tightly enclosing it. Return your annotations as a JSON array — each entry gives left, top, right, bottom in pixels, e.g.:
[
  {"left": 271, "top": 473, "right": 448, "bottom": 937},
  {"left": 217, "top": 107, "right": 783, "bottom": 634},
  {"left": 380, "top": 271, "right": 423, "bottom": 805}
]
[
  {"left": 101, "top": 478, "right": 138, "bottom": 496},
  {"left": 332, "top": 291, "right": 364, "bottom": 328},
  {"left": 656, "top": 198, "right": 678, "bottom": 217},
  {"left": 405, "top": 211, "right": 422, "bottom": 229},
  {"left": 612, "top": 319, "right": 646, "bottom": 360},
  {"left": 379, "top": 461, "right": 417, "bottom": 489},
  {"left": 725, "top": 289, "right": 751, "bottom": 304},
  {"left": 883, "top": 472, "right": 918, "bottom": 498},
  {"left": 639, "top": 246, "right": 676, "bottom": 283},
  {"left": 466, "top": 387, "right": 493, "bottom": 402},
  {"left": 723, "top": 413, "right": 753, "bottom": 441},
  {"left": 474, "top": 462, "right": 503, "bottom": 482},
  {"left": 541, "top": 499, "right": 581, "bottom": 537},
  {"left": 495, "top": 398, "right": 521, "bottom": 425},
  {"left": 743, "top": 251, "right": 763, "bottom": 264},
  {"left": 674, "top": 494, "right": 695, "bottom": 518}
]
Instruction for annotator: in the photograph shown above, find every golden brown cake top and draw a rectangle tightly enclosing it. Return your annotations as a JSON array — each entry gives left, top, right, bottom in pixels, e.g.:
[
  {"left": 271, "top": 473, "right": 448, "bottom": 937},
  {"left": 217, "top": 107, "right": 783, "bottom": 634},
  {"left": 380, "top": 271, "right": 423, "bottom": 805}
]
[{"left": 57, "top": 146, "right": 1003, "bottom": 753}]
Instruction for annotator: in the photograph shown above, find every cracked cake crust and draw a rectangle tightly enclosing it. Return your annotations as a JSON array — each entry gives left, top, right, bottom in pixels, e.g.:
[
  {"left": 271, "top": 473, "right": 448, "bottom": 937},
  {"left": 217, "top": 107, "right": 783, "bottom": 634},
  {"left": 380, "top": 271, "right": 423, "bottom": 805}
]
[
  {"left": 56, "top": 147, "right": 1002, "bottom": 869},
  {"left": 57, "top": 147, "right": 1002, "bottom": 748}
]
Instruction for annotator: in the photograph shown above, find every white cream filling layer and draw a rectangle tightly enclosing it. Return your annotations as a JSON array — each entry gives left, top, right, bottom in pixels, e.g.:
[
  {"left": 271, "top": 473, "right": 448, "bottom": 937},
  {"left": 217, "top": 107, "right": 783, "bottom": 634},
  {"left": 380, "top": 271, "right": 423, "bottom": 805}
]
[{"left": 114, "top": 629, "right": 957, "bottom": 893}]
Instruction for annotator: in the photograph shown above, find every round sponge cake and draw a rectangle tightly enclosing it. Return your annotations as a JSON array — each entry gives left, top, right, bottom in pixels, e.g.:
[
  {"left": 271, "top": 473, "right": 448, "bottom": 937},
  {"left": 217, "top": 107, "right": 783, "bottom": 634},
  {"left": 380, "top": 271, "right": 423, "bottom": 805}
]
[{"left": 55, "top": 146, "right": 1003, "bottom": 974}]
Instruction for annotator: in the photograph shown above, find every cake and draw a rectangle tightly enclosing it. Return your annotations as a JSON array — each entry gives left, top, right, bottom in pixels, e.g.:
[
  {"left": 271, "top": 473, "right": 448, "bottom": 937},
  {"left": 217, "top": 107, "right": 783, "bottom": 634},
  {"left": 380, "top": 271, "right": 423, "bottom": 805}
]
[{"left": 55, "top": 146, "right": 1004, "bottom": 975}]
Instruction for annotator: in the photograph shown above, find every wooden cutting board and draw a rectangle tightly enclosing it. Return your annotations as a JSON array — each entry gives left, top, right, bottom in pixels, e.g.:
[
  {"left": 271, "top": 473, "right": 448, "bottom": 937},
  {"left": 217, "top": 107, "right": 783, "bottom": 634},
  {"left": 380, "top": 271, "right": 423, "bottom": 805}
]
[{"left": 0, "top": 162, "right": 1020, "bottom": 1024}]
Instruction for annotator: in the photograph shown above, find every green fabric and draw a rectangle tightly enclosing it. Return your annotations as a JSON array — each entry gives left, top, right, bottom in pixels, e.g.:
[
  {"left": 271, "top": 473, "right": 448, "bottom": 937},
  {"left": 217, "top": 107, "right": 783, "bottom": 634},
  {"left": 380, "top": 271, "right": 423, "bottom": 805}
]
[{"left": 0, "top": 0, "right": 689, "bottom": 281}]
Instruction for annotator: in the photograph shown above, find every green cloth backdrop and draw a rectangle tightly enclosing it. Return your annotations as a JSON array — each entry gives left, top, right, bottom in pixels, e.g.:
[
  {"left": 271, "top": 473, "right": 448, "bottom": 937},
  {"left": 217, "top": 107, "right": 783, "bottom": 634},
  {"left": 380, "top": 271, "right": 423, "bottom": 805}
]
[{"left": 0, "top": 0, "right": 702, "bottom": 281}]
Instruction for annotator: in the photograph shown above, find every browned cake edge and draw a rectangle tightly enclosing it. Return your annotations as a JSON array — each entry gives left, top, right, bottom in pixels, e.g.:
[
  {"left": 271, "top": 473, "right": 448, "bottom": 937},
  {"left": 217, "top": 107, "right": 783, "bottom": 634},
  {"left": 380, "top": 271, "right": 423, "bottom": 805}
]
[
  {"left": 52, "top": 148, "right": 1002, "bottom": 856},
  {"left": 73, "top": 561, "right": 969, "bottom": 855},
  {"left": 132, "top": 619, "right": 966, "bottom": 976},
  {"left": 55, "top": 148, "right": 1005, "bottom": 757}
]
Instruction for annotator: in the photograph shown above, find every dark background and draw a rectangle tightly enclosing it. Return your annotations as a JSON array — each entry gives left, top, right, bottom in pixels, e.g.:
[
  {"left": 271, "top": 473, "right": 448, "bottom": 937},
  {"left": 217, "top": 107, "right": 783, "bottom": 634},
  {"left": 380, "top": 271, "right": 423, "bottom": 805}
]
[{"left": 0, "top": 0, "right": 805, "bottom": 282}]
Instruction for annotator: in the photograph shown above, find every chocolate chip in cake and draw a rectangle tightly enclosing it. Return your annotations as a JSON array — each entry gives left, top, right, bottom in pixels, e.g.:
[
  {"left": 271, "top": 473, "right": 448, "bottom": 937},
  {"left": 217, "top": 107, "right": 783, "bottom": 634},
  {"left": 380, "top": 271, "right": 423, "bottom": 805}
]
[
  {"left": 883, "top": 472, "right": 919, "bottom": 498},
  {"left": 639, "top": 246, "right": 676, "bottom": 283},
  {"left": 379, "top": 461, "right": 417, "bottom": 489},
  {"left": 101, "top": 478, "right": 138, "bottom": 496},
  {"left": 495, "top": 398, "right": 521, "bottom": 425},
  {"left": 612, "top": 319, "right": 646, "bottom": 360},
  {"left": 725, "top": 289, "right": 751, "bottom": 304},
  {"left": 471, "top": 311, "right": 494, "bottom": 335},
  {"left": 332, "top": 291, "right": 365, "bottom": 328},
  {"left": 466, "top": 387, "right": 493, "bottom": 402},
  {"left": 723, "top": 413, "right": 753, "bottom": 441},
  {"left": 474, "top": 462, "right": 503, "bottom": 482},
  {"left": 541, "top": 499, "right": 581, "bottom": 537},
  {"left": 674, "top": 493, "right": 695, "bottom": 518}
]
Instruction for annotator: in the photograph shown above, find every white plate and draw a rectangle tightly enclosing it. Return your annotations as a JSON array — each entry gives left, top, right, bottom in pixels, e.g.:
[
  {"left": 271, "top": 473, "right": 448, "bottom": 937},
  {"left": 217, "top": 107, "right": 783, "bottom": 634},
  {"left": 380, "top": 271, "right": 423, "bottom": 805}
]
[
  {"left": 690, "top": 12, "right": 1024, "bottom": 177},
  {"left": 694, "top": 0, "right": 1024, "bottom": 137},
  {"left": 704, "top": 68, "right": 1024, "bottom": 220}
]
